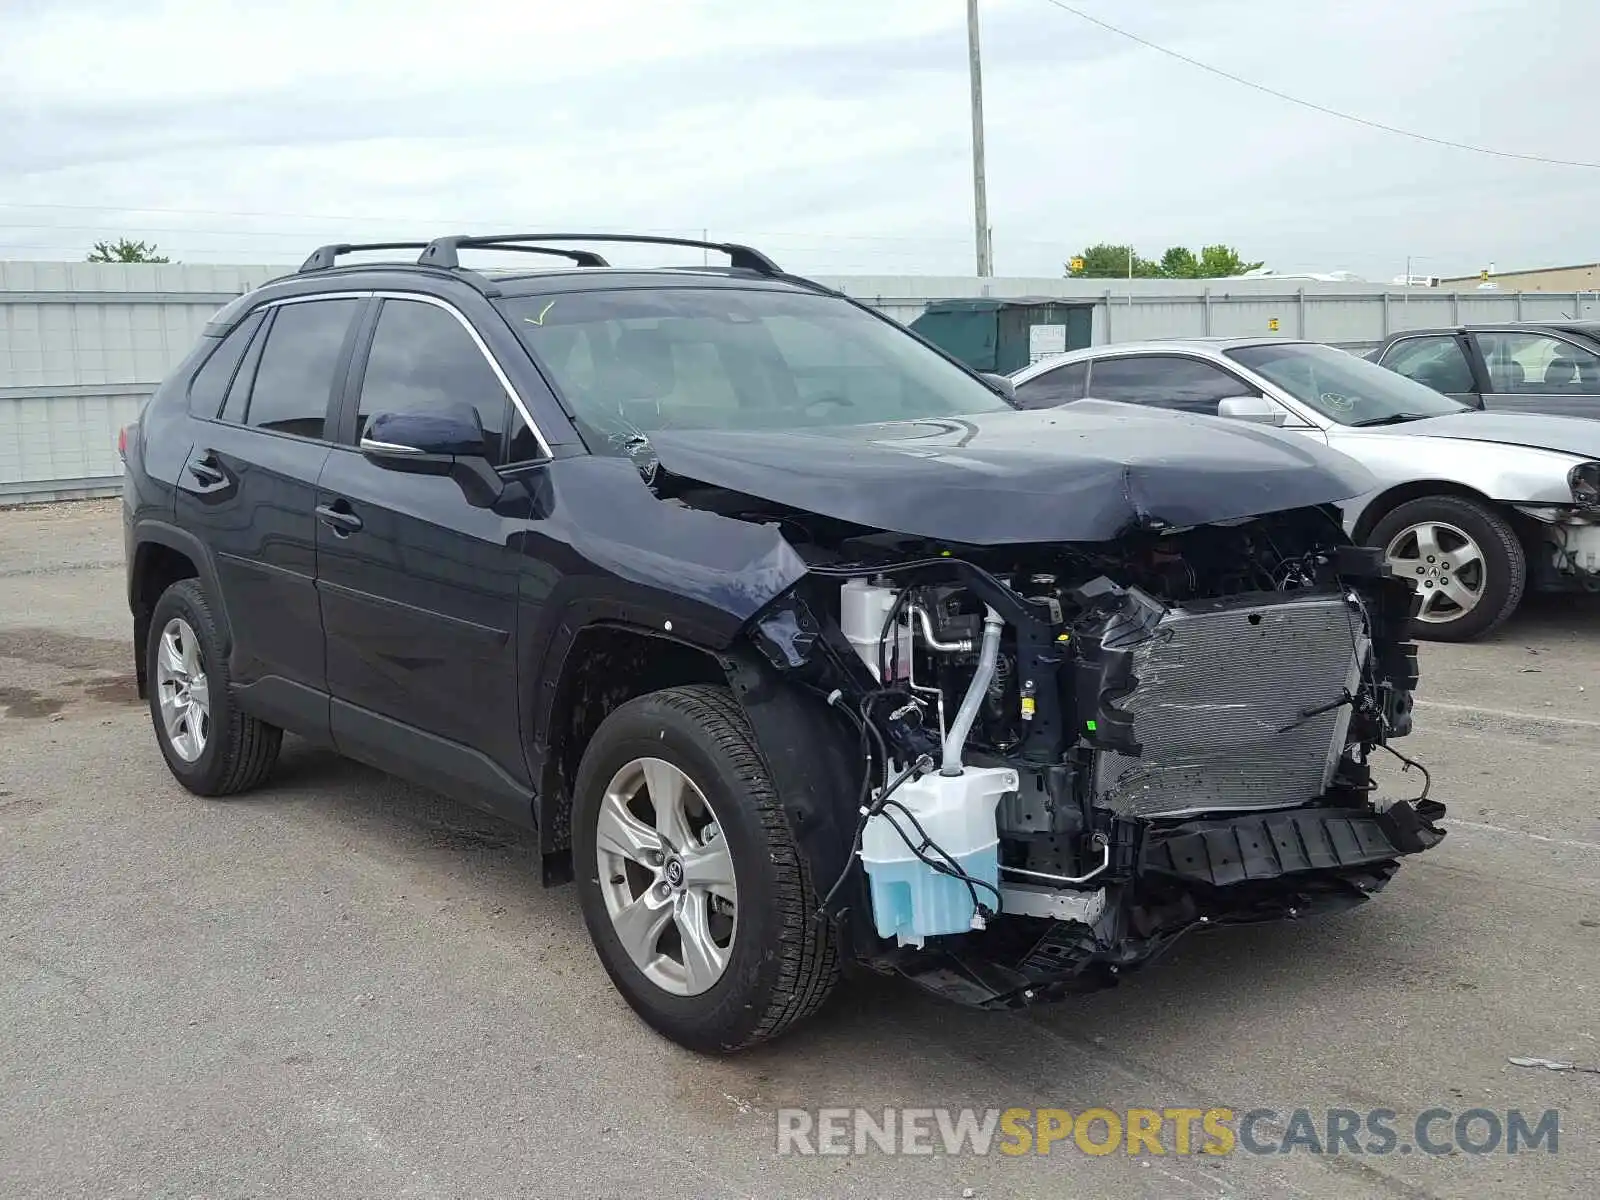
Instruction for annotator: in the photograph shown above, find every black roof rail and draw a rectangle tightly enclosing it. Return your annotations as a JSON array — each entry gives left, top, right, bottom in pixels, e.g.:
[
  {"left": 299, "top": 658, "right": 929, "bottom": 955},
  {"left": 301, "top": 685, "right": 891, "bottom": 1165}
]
[
  {"left": 458, "top": 244, "right": 611, "bottom": 268},
  {"left": 418, "top": 233, "right": 781, "bottom": 275},
  {"left": 299, "top": 241, "right": 433, "bottom": 273}
]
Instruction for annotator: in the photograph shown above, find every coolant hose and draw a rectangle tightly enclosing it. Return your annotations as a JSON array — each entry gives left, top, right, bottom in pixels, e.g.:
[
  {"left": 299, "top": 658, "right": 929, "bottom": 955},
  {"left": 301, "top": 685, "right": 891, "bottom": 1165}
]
[{"left": 940, "top": 606, "right": 1003, "bottom": 776}]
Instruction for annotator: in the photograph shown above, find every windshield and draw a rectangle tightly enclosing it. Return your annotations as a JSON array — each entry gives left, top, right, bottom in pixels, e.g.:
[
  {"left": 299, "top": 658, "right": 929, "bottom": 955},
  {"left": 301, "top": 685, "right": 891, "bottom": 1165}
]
[
  {"left": 500, "top": 287, "right": 1013, "bottom": 450},
  {"left": 1226, "top": 342, "right": 1469, "bottom": 426}
]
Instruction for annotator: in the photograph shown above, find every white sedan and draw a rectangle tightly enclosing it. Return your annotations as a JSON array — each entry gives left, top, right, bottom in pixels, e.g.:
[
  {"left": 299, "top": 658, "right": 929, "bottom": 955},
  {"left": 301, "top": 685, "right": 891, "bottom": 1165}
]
[{"left": 1011, "top": 338, "right": 1600, "bottom": 640}]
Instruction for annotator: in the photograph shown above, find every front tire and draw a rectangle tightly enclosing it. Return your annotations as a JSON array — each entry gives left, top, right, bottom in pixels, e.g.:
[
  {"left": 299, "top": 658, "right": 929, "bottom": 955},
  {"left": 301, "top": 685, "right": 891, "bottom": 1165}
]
[
  {"left": 146, "top": 578, "right": 282, "bottom": 795},
  {"left": 1369, "top": 495, "right": 1525, "bottom": 642},
  {"left": 572, "top": 685, "right": 839, "bottom": 1052}
]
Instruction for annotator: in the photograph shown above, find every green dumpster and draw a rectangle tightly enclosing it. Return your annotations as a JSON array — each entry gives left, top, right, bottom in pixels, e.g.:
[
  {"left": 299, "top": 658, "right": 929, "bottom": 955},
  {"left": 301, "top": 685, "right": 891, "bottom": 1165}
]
[{"left": 909, "top": 298, "right": 1093, "bottom": 374}]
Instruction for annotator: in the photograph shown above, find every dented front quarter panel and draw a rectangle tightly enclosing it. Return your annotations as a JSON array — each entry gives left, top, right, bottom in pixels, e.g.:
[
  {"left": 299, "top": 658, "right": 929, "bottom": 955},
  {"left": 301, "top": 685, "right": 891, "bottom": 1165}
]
[
  {"left": 512, "top": 455, "right": 810, "bottom": 802},
  {"left": 514, "top": 455, "right": 808, "bottom": 652}
]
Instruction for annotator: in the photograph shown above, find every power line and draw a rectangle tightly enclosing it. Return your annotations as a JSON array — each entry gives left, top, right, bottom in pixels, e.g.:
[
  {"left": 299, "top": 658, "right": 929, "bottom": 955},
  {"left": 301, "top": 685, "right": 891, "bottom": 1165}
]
[{"left": 1037, "top": 0, "right": 1600, "bottom": 169}]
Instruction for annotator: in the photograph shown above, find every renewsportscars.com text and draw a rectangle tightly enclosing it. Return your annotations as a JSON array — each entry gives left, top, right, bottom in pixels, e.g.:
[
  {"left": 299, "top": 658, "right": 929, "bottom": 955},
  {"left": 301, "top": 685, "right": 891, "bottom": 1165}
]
[{"left": 775, "top": 1106, "right": 1561, "bottom": 1157}]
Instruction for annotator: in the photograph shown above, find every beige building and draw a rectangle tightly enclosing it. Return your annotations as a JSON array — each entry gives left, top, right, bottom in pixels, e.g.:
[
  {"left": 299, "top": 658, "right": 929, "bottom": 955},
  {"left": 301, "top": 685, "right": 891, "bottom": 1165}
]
[{"left": 1441, "top": 262, "right": 1600, "bottom": 292}]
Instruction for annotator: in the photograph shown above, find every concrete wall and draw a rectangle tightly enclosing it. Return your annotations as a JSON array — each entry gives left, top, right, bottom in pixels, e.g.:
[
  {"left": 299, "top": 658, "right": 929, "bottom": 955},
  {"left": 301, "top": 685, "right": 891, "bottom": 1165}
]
[
  {"left": 813, "top": 274, "right": 1600, "bottom": 349},
  {"left": 0, "top": 262, "right": 287, "bottom": 503},
  {"left": 7, "top": 261, "right": 1600, "bottom": 504}
]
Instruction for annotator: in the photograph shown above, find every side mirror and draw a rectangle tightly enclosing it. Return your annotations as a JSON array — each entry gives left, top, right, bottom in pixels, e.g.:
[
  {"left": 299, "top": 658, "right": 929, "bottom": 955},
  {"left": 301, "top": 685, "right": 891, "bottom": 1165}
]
[
  {"left": 980, "top": 372, "right": 1016, "bottom": 400},
  {"left": 361, "top": 407, "right": 488, "bottom": 463},
  {"left": 1216, "top": 395, "right": 1288, "bottom": 426},
  {"left": 359, "top": 406, "right": 505, "bottom": 507}
]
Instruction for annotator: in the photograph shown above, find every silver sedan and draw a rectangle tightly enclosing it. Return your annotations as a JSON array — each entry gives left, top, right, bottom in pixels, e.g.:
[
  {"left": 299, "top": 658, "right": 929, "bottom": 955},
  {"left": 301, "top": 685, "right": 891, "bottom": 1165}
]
[{"left": 1010, "top": 337, "right": 1600, "bottom": 640}]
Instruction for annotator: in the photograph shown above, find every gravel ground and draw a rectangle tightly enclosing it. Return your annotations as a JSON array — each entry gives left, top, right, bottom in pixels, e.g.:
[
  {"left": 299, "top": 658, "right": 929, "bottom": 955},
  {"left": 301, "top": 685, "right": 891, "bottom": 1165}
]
[{"left": 2, "top": 498, "right": 1598, "bottom": 1199}]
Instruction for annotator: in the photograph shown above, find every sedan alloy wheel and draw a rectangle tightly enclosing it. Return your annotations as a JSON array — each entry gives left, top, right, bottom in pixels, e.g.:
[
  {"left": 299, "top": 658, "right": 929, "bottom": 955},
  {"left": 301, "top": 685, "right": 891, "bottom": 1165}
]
[{"left": 1384, "top": 520, "right": 1487, "bottom": 624}]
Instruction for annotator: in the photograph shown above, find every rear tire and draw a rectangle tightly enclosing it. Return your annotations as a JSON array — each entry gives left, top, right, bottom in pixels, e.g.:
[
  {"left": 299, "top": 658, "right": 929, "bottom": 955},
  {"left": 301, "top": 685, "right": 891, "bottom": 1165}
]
[
  {"left": 147, "top": 578, "right": 282, "bottom": 796},
  {"left": 1369, "top": 495, "right": 1525, "bottom": 642},
  {"left": 572, "top": 684, "right": 839, "bottom": 1052}
]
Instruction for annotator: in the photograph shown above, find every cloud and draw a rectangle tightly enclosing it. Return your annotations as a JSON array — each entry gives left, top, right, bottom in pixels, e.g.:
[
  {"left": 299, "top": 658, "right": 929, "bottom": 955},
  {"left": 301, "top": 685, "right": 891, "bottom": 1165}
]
[{"left": 0, "top": 0, "right": 1594, "bottom": 280}]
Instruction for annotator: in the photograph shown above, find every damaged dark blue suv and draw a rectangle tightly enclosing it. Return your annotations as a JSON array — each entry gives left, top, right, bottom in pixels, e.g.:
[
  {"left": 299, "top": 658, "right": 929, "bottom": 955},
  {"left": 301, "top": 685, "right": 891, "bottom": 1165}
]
[{"left": 122, "top": 234, "right": 1444, "bottom": 1052}]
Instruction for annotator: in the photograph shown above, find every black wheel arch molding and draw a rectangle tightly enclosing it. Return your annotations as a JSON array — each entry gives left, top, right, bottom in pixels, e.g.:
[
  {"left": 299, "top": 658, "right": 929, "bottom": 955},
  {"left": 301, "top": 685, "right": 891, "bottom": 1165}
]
[{"left": 126, "top": 518, "right": 231, "bottom": 698}]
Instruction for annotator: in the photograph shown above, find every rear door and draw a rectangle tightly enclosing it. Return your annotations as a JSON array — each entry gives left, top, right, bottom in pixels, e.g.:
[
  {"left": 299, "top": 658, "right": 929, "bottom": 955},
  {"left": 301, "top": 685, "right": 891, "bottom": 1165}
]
[
  {"left": 1375, "top": 333, "right": 1484, "bottom": 408},
  {"left": 315, "top": 293, "right": 537, "bottom": 810},
  {"left": 174, "top": 295, "right": 364, "bottom": 729},
  {"left": 1463, "top": 329, "right": 1600, "bottom": 418}
]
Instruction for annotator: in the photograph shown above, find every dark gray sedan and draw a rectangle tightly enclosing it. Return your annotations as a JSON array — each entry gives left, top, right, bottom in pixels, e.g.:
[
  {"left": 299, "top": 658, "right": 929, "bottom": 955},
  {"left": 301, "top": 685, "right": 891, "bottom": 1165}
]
[{"left": 1372, "top": 322, "right": 1600, "bottom": 418}]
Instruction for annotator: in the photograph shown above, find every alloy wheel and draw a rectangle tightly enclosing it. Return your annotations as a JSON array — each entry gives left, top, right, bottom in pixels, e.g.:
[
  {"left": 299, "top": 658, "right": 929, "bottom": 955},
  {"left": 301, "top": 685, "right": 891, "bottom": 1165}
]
[
  {"left": 1384, "top": 520, "right": 1487, "bottom": 624},
  {"left": 155, "top": 617, "right": 211, "bottom": 762},
  {"left": 594, "top": 756, "right": 737, "bottom": 997}
]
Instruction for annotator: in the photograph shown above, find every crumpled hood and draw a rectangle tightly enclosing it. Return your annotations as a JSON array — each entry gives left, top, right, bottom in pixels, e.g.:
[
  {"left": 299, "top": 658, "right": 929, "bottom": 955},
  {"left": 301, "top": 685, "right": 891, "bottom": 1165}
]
[
  {"left": 1369, "top": 411, "right": 1600, "bottom": 459},
  {"left": 646, "top": 401, "right": 1375, "bottom": 544}
]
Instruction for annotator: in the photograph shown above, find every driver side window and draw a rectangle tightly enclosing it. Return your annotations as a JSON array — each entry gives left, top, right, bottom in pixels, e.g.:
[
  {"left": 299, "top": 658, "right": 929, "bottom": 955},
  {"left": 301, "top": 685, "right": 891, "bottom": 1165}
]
[
  {"left": 1086, "top": 355, "right": 1255, "bottom": 415},
  {"left": 1379, "top": 335, "right": 1475, "bottom": 393},
  {"left": 358, "top": 299, "right": 511, "bottom": 463}
]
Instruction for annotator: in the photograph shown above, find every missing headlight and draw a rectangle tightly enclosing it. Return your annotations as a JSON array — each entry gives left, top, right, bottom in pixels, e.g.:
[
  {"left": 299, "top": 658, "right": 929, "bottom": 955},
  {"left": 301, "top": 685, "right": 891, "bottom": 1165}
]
[{"left": 1570, "top": 461, "right": 1600, "bottom": 510}]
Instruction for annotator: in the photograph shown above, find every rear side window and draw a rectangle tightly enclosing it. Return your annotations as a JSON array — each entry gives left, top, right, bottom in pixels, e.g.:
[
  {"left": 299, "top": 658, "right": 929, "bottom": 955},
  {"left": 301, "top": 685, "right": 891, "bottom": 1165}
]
[
  {"left": 1014, "top": 361, "right": 1087, "bottom": 408},
  {"left": 1475, "top": 330, "right": 1600, "bottom": 392},
  {"left": 240, "top": 298, "right": 361, "bottom": 439},
  {"left": 187, "top": 311, "right": 264, "bottom": 418},
  {"left": 1087, "top": 356, "right": 1251, "bottom": 414},
  {"left": 356, "top": 299, "right": 510, "bottom": 462}
]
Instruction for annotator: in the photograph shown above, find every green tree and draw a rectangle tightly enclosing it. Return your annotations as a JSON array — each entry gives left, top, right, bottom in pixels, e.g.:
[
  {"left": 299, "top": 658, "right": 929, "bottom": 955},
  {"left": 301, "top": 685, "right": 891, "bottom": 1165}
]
[
  {"left": 1158, "top": 246, "right": 1200, "bottom": 278},
  {"left": 1066, "top": 243, "right": 1162, "bottom": 279},
  {"left": 87, "top": 238, "right": 171, "bottom": 263},
  {"left": 1193, "top": 243, "right": 1262, "bottom": 277},
  {"left": 1068, "top": 242, "right": 1262, "bottom": 280}
]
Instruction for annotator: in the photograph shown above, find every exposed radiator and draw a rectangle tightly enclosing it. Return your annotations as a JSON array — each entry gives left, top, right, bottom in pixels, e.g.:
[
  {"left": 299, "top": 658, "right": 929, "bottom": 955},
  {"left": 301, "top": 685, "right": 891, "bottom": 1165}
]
[{"left": 1092, "top": 592, "right": 1366, "bottom": 819}]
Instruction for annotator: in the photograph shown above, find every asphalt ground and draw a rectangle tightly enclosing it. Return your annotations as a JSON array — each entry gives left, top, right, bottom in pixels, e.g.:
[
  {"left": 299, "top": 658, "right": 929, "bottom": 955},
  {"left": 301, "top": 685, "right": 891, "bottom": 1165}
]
[{"left": 2, "top": 499, "right": 1598, "bottom": 1200}]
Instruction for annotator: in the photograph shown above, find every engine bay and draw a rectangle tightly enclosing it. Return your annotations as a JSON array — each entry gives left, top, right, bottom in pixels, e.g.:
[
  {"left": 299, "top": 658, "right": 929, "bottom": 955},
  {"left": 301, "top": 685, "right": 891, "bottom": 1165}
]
[{"left": 736, "top": 496, "right": 1437, "bottom": 988}]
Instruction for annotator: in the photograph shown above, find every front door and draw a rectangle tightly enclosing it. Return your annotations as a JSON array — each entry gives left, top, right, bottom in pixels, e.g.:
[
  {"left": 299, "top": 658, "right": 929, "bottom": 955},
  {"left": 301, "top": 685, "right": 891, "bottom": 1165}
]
[
  {"left": 314, "top": 295, "right": 534, "bottom": 812},
  {"left": 1374, "top": 333, "right": 1483, "bottom": 408},
  {"left": 174, "top": 296, "right": 364, "bottom": 728}
]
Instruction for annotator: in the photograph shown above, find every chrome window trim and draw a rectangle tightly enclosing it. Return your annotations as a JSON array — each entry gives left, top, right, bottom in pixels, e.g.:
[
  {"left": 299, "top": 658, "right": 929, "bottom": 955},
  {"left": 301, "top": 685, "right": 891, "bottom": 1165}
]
[
  {"left": 370, "top": 290, "right": 553, "bottom": 460},
  {"left": 252, "top": 289, "right": 554, "bottom": 460},
  {"left": 358, "top": 437, "right": 425, "bottom": 455}
]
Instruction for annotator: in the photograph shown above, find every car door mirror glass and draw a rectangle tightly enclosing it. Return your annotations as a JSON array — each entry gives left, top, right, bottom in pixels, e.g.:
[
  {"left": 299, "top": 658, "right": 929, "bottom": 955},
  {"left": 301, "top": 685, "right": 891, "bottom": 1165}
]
[
  {"left": 361, "top": 406, "right": 488, "bottom": 462},
  {"left": 1216, "top": 395, "right": 1288, "bottom": 426}
]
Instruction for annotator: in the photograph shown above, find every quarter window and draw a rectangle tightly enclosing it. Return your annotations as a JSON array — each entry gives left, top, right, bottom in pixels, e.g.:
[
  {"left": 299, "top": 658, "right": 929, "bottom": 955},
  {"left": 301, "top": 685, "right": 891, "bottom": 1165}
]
[
  {"left": 1087, "top": 356, "right": 1253, "bottom": 414},
  {"left": 240, "top": 298, "right": 361, "bottom": 439},
  {"left": 188, "top": 311, "right": 263, "bottom": 418},
  {"left": 356, "top": 299, "right": 511, "bottom": 461},
  {"left": 1379, "top": 335, "right": 1475, "bottom": 393}
]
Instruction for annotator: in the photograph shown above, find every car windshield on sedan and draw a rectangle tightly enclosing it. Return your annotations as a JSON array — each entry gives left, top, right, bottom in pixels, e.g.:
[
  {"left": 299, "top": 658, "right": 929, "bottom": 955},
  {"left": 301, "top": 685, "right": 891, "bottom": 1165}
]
[
  {"left": 501, "top": 287, "right": 1013, "bottom": 449},
  {"left": 1227, "top": 341, "right": 1469, "bottom": 426}
]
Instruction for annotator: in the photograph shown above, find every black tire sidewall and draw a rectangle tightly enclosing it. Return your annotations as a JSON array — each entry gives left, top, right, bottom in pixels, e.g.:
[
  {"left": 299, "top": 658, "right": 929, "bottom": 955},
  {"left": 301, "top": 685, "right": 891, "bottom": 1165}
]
[
  {"left": 1369, "top": 496, "right": 1520, "bottom": 641},
  {"left": 572, "top": 692, "right": 792, "bottom": 1051},
  {"left": 147, "top": 580, "right": 230, "bottom": 791}
]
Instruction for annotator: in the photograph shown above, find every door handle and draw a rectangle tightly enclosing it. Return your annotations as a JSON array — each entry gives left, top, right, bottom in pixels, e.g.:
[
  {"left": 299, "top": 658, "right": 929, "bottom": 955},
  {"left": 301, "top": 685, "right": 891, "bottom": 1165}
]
[
  {"left": 315, "top": 501, "right": 363, "bottom": 536},
  {"left": 187, "top": 452, "right": 226, "bottom": 487}
]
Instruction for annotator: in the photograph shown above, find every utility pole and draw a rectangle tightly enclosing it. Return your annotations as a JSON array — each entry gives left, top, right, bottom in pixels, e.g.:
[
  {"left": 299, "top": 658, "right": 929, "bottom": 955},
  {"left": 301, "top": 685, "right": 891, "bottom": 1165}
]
[{"left": 967, "top": 0, "right": 992, "bottom": 277}]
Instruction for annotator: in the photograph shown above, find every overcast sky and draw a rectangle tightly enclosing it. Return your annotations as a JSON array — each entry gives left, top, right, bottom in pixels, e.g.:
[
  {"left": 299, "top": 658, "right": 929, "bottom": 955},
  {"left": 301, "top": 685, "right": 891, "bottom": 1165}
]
[{"left": 1, "top": 0, "right": 1595, "bottom": 280}]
